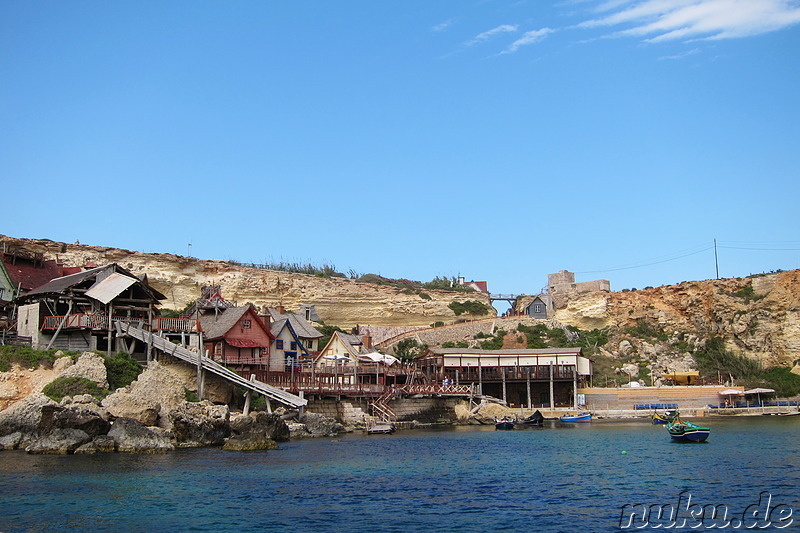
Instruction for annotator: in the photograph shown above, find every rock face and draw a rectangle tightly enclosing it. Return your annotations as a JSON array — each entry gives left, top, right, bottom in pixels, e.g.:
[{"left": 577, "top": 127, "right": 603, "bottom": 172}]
[
  {"left": 0, "top": 393, "right": 57, "bottom": 448},
  {"left": 102, "top": 361, "right": 186, "bottom": 427},
  {"left": 0, "top": 235, "right": 494, "bottom": 327},
  {"left": 38, "top": 404, "right": 111, "bottom": 439},
  {"left": 223, "top": 412, "right": 288, "bottom": 451},
  {"left": 298, "top": 412, "right": 346, "bottom": 437},
  {"left": 58, "top": 352, "right": 109, "bottom": 389},
  {"left": 26, "top": 428, "right": 91, "bottom": 454},
  {"left": 107, "top": 417, "right": 174, "bottom": 453},
  {"left": 510, "top": 271, "right": 800, "bottom": 366},
  {"left": 169, "top": 402, "right": 230, "bottom": 447}
]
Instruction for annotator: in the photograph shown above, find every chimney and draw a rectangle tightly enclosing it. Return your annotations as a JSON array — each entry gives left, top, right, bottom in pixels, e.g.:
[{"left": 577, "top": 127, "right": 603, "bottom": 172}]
[
  {"left": 260, "top": 313, "right": 270, "bottom": 328},
  {"left": 362, "top": 334, "right": 372, "bottom": 351},
  {"left": 276, "top": 304, "right": 286, "bottom": 315}
]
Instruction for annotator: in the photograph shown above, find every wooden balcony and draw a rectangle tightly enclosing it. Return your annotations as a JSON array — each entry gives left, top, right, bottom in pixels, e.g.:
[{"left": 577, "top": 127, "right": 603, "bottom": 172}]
[{"left": 41, "top": 314, "right": 200, "bottom": 332}]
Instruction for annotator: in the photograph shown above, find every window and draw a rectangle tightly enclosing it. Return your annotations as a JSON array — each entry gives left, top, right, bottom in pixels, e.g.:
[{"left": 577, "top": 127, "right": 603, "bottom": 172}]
[
  {"left": 276, "top": 340, "right": 284, "bottom": 350},
  {"left": 260, "top": 347, "right": 268, "bottom": 356},
  {"left": 290, "top": 341, "right": 297, "bottom": 351},
  {"left": 534, "top": 304, "right": 543, "bottom": 314},
  {"left": 243, "top": 319, "right": 251, "bottom": 329}
]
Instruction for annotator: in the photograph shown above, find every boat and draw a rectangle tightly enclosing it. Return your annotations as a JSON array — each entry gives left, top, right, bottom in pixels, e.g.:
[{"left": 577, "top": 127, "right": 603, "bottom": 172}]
[
  {"left": 652, "top": 410, "right": 679, "bottom": 425},
  {"left": 559, "top": 412, "right": 591, "bottom": 423},
  {"left": 666, "top": 417, "right": 710, "bottom": 442},
  {"left": 495, "top": 416, "right": 516, "bottom": 430},
  {"left": 521, "top": 410, "right": 545, "bottom": 427}
]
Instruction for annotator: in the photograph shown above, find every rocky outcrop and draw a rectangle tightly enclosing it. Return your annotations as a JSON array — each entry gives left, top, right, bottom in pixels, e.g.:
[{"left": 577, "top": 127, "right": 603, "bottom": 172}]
[
  {"left": 26, "top": 428, "right": 92, "bottom": 454},
  {"left": 509, "top": 270, "right": 800, "bottom": 367},
  {"left": 223, "top": 412, "right": 288, "bottom": 451},
  {"left": 0, "top": 392, "right": 57, "bottom": 448},
  {"left": 57, "top": 352, "right": 109, "bottom": 389},
  {"left": 102, "top": 361, "right": 185, "bottom": 427},
  {"left": 169, "top": 402, "right": 230, "bottom": 447},
  {"left": 38, "top": 404, "right": 111, "bottom": 439},
  {"left": 287, "top": 412, "right": 347, "bottom": 438},
  {"left": 107, "top": 417, "right": 174, "bottom": 453}
]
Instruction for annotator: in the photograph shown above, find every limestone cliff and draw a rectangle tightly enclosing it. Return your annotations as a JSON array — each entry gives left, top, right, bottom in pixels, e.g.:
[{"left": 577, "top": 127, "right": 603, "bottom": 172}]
[
  {"left": 520, "top": 271, "right": 800, "bottom": 366},
  {"left": 1, "top": 235, "right": 493, "bottom": 328}
]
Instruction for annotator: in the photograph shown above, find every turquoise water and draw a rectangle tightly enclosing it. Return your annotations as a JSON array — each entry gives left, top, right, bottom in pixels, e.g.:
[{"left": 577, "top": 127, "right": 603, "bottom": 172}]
[{"left": 1, "top": 417, "right": 799, "bottom": 532}]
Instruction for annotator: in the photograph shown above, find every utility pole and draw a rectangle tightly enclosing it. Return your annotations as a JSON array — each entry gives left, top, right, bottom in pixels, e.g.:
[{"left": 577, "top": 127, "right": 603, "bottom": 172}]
[{"left": 714, "top": 238, "right": 719, "bottom": 279}]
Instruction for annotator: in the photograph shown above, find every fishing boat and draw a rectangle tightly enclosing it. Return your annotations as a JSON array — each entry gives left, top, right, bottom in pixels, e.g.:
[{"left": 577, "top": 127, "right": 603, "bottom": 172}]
[
  {"left": 521, "top": 410, "right": 545, "bottom": 427},
  {"left": 652, "top": 410, "right": 679, "bottom": 425},
  {"left": 494, "top": 416, "right": 516, "bottom": 430},
  {"left": 559, "top": 412, "right": 591, "bottom": 423},
  {"left": 666, "top": 417, "right": 710, "bottom": 442}
]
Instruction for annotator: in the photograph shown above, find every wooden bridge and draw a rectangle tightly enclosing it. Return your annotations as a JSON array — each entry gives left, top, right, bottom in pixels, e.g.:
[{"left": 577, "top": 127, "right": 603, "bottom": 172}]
[{"left": 114, "top": 321, "right": 307, "bottom": 409}]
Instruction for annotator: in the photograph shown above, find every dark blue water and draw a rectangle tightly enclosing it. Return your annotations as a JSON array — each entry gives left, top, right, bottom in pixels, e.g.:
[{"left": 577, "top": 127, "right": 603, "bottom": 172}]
[{"left": 1, "top": 417, "right": 799, "bottom": 532}]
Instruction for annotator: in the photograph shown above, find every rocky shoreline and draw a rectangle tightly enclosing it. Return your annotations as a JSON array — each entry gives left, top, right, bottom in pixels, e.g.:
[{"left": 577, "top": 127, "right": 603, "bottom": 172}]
[{"left": 0, "top": 352, "right": 351, "bottom": 454}]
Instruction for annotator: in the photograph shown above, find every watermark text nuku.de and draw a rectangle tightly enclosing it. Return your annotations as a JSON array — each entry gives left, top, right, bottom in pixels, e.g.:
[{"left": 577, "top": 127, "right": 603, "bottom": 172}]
[{"left": 619, "top": 491, "right": 795, "bottom": 529}]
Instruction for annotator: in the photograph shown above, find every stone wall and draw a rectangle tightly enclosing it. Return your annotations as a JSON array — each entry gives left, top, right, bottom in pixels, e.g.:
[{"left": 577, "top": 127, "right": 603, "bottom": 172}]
[{"left": 578, "top": 386, "right": 742, "bottom": 410}]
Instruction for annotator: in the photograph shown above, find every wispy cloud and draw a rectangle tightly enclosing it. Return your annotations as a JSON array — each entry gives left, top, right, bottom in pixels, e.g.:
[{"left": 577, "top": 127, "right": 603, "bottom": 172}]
[
  {"left": 433, "top": 19, "right": 455, "bottom": 32},
  {"left": 579, "top": 0, "right": 800, "bottom": 42},
  {"left": 502, "top": 28, "right": 556, "bottom": 53},
  {"left": 465, "top": 24, "right": 519, "bottom": 46},
  {"left": 659, "top": 47, "right": 701, "bottom": 59}
]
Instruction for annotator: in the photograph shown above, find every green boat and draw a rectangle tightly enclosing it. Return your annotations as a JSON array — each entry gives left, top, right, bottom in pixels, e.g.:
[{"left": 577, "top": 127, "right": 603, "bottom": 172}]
[{"left": 666, "top": 417, "right": 710, "bottom": 442}]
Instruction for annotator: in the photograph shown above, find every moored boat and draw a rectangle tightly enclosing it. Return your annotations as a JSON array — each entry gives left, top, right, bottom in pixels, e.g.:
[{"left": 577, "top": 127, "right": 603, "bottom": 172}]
[
  {"left": 495, "top": 416, "right": 516, "bottom": 430},
  {"left": 521, "top": 410, "right": 545, "bottom": 427},
  {"left": 652, "top": 410, "right": 679, "bottom": 425},
  {"left": 666, "top": 417, "right": 710, "bottom": 442},
  {"left": 559, "top": 412, "right": 591, "bottom": 423}
]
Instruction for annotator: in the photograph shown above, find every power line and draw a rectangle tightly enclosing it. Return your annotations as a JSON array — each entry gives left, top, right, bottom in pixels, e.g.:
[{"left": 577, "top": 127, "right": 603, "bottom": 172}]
[{"left": 575, "top": 244, "right": 714, "bottom": 274}]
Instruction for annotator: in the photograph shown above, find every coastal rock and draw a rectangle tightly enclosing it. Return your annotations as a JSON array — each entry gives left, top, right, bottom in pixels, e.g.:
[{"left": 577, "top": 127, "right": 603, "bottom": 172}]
[
  {"left": 74, "top": 435, "right": 117, "bottom": 454},
  {"left": 0, "top": 431, "right": 22, "bottom": 450},
  {"left": 286, "top": 422, "right": 310, "bottom": 439},
  {"left": 472, "top": 402, "right": 516, "bottom": 425},
  {"left": 107, "top": 417, "right": 174, "bottom": 453},
  {"left": 224, "top": 411, "right": 288, "bottom": 450},
  {"left": 0, "top": 392, "right": 57, "bottom": 447},
  {"left": 158, "top": 358, "right": 233, "bottom": 404},
  {"left": 59, "top": 351, "right": 108, "bottom": 389},
  {"left": 26, "top": 428, "right": 91, "bottom": 454},
  {"left": 38, "top": 404, "right": 111, "bottom": 439},
  {"left": 222, "top": 433, "right": 278, "bottom": 451},
  {"left": 102, "top": 361, "right": 185, "bottom": 426},
  {"left": 299, "top": 412, "right": 346, "bottom": 437},
  {"left": 168, "top": 402, "right": 230, "bottom": 447}
]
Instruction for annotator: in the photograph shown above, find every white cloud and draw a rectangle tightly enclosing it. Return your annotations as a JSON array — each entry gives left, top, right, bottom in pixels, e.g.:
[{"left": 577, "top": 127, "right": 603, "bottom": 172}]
[
  {"left": 579, "top": 0, "right": 800, "bottom": 42},
  {"left": 658, "top": 47, "right": 701, "bottom": 59},
  {"left": 433, "top": 19, "right": 455, "bottom": 32},
  {"left": 502, "top": 28, "right": 556, "bottom": 53},
  {"left": 465, "top": 24, "right": 519, "bottom": 46}
]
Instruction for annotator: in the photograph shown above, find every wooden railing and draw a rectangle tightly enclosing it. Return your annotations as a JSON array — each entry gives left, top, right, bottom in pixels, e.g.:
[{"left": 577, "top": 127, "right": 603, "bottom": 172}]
[
  {"left": 41, "top": 314, "right": 147, "bottom": 330},
  {"left": 153, "top": 317, "right": 200, "bottom": 332},
  {"left": 41, "top": 314, "right": 200, "bottom": 332},
  {"left": 395, "top": 383, "right": 475, "bottom": 396}
]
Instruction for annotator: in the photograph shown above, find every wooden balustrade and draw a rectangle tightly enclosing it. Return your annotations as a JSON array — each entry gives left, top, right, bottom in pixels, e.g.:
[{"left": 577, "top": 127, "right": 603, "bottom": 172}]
[{"left": 41, "top": 314, "right": 200, "bottom": 332}]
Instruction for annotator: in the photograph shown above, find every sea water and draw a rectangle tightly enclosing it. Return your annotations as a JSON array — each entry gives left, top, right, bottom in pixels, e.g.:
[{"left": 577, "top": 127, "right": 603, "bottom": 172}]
[{"left": 1, "top": 416, "right": 798, "bottom": 532}]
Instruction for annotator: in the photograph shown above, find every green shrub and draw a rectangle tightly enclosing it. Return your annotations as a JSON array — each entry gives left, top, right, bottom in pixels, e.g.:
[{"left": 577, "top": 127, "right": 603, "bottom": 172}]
[
  {"left": 104, "top": 352, "right": 143, "bottom": 390},
  {"left": 0, "top": 346, "right": 80, "bottom": 372},
  {"left": 448, "top": 300, "right": 492, "bottom": 316},
  {"left": 184, "top": 387, "right": 200, "bottom": 402},
  {"left": 479, "top": 330, "right": 506, "bottom": 350},
  {"left": 394, "top": 339, "right": 428, "bottom": 361},
  {"left": 43, "top": 377, "right": 109, "bottom": 402},
  {"left": 442, "top": 342, "right": 455, "bottom": 349},
  {"left": 693, "top": 337, "right": 763, "bottom": 381}
]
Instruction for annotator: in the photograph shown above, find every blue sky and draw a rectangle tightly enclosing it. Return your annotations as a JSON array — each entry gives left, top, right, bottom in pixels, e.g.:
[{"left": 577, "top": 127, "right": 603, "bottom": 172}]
[{"left": 2, "top": 1, "right": 799, "bottom": 298}]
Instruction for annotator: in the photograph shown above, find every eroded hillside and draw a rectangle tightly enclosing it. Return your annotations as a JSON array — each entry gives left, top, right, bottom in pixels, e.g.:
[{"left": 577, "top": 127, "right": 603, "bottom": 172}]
[{"left": 1, "top": 235, "right": 493, "bottom": 327}]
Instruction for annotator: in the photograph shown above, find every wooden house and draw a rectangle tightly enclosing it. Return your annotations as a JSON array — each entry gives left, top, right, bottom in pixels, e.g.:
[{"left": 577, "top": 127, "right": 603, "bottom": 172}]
[
  {"left": 313, "top": 331, "right": 376, "bottom": 368},
  {"left": 199, "top": 305, "right": 273, "bottom": 368},
  {"left": 416, "top": 347, "right": 592, "bottom": 409},
  {"left": 524, "top": 295, "right": 552, "bottom": 319},
  {"left": 266, "top": 305, "right": 323, "bottom": 355},
  {"left": 15, "top": 263, "right": 165, "bottom": 352}
]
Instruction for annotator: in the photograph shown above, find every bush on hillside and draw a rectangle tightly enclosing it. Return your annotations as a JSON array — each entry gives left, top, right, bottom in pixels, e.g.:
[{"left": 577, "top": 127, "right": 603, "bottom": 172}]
[{"left": 43, "top": 376, "right": 110, "bottom": 402}]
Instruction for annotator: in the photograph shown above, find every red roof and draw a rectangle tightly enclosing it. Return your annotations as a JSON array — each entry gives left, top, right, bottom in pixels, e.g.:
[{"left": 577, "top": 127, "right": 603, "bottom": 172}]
[{"left": 2, "top": 255, "right": 81, "bottom": 293}]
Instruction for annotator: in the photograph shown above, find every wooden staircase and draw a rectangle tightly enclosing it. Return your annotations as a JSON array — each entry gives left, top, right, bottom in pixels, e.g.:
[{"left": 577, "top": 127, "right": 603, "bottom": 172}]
[{"left": 370, "top": 388, "right": 397, "bottom": 423}]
